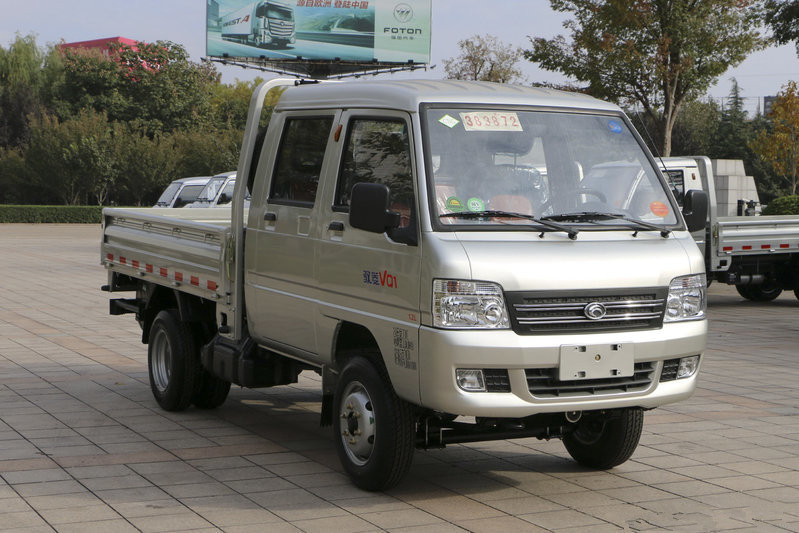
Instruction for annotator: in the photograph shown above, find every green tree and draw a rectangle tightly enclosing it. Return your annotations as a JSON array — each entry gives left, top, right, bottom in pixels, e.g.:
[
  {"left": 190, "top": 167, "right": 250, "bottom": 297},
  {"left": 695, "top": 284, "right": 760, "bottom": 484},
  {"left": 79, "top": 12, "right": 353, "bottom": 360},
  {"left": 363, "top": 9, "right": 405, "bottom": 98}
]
[
  {"left": 0, "top": 147, "right": 31, "bottom": 203},
  {"left": 764, "top": 0, "right": 799, "bottom": 55},
  {"left": 114, "top": 126, "right": 177, "bottom": 206},
  {"left": 712, "top": 79, "right": 749, "bottom": 159},
  {"left": 750, "top": 81, "right": 799, "bottom": 195},
  {"left": 0, "top": 34, "right": 63, "bottom": 148},
  {"left": 526, "top": 0, "right": 765, "bottom": 156},
  {"left": 443, "top": 34, "right": 526, "bottom": 84},
  {"left": 670, "top": 98, "right": 721, "bottom": 156},
  {"left": 55, "top": 40, "right": 219, "bottom": 134},
  {"left": 170, "top": 128, "right": 242, "bottom": 179},
  {"left": 23, "top": 110, "right": 117, "bottom": 205}
]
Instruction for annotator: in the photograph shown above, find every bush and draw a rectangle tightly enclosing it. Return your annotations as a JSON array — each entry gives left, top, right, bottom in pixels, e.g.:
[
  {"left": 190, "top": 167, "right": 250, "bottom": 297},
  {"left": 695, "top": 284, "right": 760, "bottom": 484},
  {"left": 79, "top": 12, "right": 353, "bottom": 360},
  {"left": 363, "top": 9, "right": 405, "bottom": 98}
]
[
  {"left": 0, "top": 205, "right": 103, "bottom": 223},
  {"left": 762, "top": 195, "right": 799, "bottom": 215}
]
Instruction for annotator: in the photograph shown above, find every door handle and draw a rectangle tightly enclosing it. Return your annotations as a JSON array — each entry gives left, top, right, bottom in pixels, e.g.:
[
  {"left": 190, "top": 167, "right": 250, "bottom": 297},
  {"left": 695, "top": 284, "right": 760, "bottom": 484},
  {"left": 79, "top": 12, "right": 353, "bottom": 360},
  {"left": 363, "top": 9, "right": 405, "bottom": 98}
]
[
  {"left": 328, "top": 221, "right": 344, "bottom": 231},
  {"left": 264, "top": 212, "right": 277, "bottom": 221}
]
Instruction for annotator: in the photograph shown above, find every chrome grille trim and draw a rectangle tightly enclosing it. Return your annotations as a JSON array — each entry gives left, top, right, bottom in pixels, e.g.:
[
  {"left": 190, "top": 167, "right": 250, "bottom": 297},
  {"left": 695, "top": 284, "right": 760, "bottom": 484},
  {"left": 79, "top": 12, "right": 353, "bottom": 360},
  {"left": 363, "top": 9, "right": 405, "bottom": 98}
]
[
  {"left": 505, "top": 288, "right": 668, "bottom": 334},
  {"left": 515, "top": 299, "right": 664, "bottom": 312},
  {"left": 518, "top": 312, "right": 662, "bottom": 325}
]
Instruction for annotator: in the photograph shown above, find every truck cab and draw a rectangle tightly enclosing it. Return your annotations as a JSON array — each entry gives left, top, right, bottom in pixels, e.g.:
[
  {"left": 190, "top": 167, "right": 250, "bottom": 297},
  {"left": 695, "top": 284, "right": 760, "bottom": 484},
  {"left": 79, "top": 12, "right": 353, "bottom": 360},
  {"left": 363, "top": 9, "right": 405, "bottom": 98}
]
[{"left": 241, "top": 80, "right": 708, "bottom": 486}]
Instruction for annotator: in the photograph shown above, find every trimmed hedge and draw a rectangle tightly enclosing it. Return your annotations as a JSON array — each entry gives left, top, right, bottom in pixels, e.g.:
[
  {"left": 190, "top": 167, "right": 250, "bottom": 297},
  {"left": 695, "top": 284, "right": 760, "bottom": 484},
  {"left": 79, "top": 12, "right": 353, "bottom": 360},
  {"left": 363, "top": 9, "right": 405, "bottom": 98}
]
[
  {"left": 762, "top": 195, "right": 799, "bottom": 216},
  {"left": 0, "top": 205, "right": 104, "bottom": 223}
]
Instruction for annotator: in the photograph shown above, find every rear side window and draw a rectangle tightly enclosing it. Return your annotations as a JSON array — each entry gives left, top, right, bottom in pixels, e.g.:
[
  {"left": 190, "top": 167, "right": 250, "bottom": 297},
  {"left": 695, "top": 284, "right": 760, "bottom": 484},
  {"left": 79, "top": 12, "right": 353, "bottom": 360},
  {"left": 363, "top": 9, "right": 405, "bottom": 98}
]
[
  {"left": 270, "top": 117, "right": 333, "bottom": 206},
  {"left": 664, "top": 169, "right": 685, "bottom": 205},
  {"left": 335, "top": 118, "right": 414, "bottom": 228}
]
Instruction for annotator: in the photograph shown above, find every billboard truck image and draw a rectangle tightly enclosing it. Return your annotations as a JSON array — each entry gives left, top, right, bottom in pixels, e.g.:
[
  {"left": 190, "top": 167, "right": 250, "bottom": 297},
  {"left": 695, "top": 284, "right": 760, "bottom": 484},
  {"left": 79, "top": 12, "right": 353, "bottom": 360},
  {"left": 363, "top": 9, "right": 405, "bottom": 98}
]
[
  {"left": 221, "top": 0, "right": 296, "bottom": 49},
  {"left": 207, "top": 0, "right": 431, "bottom": 74}
]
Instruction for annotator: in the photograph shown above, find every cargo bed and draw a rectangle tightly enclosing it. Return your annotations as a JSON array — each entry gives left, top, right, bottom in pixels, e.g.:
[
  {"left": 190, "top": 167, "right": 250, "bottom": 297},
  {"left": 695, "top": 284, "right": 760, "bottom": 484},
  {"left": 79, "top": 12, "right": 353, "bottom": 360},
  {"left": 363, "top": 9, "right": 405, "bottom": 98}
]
[
  {"left": 101, "top": 207, "right": 241, "bottom": 301},
  {"left": 716, "top": 215, "right": 799, "bottom": 257}
]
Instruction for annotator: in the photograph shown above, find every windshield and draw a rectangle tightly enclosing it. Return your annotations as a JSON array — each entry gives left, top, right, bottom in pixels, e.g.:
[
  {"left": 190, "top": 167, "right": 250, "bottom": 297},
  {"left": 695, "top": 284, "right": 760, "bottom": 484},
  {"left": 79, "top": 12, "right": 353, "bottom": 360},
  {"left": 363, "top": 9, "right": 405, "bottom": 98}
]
[
  {"left": 156, "top": 182, "right": 181, "bottom": 206},
  {"left": 266, "top": 5, "right": 293, "bottom": 21},
  {"left": 424, "top": 107, "right": 678, "bottom": 229},
  {"left": 196, "top": 177, "right": 227, "bottom": 202},
  {"left": 217, "top": 180, "right": 235, "bottom": 205}
]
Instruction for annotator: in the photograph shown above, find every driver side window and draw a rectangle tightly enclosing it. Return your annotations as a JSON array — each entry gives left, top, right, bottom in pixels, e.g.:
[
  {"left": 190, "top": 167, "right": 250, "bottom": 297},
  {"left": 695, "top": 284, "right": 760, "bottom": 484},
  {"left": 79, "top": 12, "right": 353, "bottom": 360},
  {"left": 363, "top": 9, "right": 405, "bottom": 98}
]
[{"left": 335, "top": 118, "right": 414, "bottom": 229}]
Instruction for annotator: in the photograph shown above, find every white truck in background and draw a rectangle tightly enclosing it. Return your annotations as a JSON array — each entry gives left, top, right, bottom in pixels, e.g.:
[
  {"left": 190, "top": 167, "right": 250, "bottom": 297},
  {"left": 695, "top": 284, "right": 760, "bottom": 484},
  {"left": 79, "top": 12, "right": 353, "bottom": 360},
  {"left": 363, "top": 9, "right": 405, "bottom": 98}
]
[
  {"left": 659, "top": 156, "right": 799, "bottom": 301},
  {"left": 220, "top": 0, "right": 296, "bottom": 49}
]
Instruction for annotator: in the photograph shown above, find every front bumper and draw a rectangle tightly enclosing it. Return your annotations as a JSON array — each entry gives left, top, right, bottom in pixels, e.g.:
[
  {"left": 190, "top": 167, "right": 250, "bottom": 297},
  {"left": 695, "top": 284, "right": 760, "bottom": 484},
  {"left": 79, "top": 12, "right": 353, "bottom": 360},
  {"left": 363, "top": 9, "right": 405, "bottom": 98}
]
[{"left": 418, "top": 320, "right": 706, "bottom": 417}]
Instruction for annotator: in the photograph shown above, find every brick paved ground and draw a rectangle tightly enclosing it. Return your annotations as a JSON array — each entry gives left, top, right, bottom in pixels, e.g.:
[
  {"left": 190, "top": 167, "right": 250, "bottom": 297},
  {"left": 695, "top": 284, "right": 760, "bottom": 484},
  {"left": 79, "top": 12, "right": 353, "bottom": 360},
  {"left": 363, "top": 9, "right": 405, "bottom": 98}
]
[{"left": 1, "top": 223, "right": 798, "bottom": 532}]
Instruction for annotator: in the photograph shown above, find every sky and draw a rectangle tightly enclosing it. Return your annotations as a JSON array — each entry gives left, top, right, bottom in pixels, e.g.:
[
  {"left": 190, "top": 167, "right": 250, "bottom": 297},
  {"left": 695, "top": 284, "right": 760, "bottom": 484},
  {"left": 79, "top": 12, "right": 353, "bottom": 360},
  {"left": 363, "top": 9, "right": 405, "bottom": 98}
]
[{"left": 3, "top": 0, "right": 798, "bottom": 114}]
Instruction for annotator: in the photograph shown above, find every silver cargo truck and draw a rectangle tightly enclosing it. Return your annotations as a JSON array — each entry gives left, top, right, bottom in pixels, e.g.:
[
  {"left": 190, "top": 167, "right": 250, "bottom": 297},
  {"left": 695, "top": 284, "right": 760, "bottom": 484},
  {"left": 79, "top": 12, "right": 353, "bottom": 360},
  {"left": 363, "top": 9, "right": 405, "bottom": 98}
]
[
  {"left": 102, "top": 79, "right": 709, "bottom": 490},
  {"left": 658, "top": 156, "right": 799, "bottom": 302}
]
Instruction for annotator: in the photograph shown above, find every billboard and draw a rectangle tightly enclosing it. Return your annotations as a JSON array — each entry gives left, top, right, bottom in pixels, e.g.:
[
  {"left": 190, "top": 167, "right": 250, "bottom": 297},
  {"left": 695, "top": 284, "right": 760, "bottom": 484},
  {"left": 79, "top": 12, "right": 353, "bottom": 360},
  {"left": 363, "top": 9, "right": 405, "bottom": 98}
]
[{"left": 206, "top": 0, "right": 431, "bottom": 65}]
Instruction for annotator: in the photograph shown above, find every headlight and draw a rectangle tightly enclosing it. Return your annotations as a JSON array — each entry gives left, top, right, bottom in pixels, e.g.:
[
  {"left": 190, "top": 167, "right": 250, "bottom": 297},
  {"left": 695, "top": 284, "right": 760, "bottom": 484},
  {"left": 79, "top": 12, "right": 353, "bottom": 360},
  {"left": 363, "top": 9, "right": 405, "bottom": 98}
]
[
  {"left": 664, "top": 274, "right": 706, "bottom": 322},
  {"left": 433, "top": 280, "right": 510, "bottom": 329}
]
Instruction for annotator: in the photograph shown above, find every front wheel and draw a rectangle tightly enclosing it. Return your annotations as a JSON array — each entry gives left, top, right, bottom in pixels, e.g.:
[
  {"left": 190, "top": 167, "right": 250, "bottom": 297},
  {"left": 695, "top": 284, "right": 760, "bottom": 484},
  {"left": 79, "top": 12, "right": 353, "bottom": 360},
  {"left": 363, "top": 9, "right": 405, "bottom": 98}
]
[
  {"left": 736, "top": 282, "right": 783, "bottom": 302},
  {"left": 148, "top": 309, "right": 200, "bottom": 412},
  {"left": 563, "top": 408, "right": 643, "bottom": 469},
  {"left": 333, "top": 356, "right": 415, "bottom": 491}
]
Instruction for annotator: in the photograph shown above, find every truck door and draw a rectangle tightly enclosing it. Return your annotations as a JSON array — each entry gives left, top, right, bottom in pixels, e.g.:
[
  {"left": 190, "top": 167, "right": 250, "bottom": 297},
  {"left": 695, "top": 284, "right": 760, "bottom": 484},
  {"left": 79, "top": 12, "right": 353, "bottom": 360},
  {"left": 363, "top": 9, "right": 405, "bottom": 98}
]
[
  {"left": 246, "top": 112, "right": 336, "bottom": 357},
  {"left": 316, "top": 111, "right": 422, "bottom": 401}
]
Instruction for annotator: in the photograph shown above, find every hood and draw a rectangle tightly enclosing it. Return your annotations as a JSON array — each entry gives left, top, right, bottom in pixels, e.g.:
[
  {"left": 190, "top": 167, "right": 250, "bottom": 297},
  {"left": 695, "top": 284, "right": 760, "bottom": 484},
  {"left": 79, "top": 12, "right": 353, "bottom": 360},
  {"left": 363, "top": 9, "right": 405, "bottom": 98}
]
[{"left": 451, "top": 231, "right": 698, "bottom": 292}]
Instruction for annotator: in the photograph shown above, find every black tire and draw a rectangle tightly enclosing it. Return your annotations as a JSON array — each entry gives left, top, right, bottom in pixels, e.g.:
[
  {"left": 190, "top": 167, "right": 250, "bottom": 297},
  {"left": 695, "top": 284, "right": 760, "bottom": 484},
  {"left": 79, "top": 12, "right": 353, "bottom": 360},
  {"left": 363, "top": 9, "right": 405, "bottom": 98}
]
[
  {"left": 192, "top": 371, "right": 231, "bottom": 409},
  {"left": 736, "top": 283, "right": 783, "bottom": 302},
  {"left": 563, "top": 408, "right": 643, "bottom": 469},
  {"left": 333, "top": 355, "right": 415, "bottom": 491},
  {"left": 147, "top": 309, "right": 200, "bottom": 412}
]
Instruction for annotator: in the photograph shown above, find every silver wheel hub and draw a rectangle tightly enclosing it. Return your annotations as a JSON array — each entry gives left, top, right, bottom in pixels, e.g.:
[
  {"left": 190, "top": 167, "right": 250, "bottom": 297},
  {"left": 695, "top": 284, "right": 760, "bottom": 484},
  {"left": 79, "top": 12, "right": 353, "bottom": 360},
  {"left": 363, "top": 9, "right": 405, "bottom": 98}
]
[
  {"left": 339, "top": 381, "right": 375, "bottom": 466},
  {"left": 151, "top": 328, "right": 172, "bottom": 393}
]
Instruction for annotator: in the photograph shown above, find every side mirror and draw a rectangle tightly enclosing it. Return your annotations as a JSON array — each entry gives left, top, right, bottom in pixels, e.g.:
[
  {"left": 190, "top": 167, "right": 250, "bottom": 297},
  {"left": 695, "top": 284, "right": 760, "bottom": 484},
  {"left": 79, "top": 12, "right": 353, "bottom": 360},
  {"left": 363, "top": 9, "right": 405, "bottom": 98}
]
[
  {"left": 349, "top": 183, "right": 401, "bottom": 233},
  {"left": 682, "top": 189, "right": 708, "bottom": 233}
]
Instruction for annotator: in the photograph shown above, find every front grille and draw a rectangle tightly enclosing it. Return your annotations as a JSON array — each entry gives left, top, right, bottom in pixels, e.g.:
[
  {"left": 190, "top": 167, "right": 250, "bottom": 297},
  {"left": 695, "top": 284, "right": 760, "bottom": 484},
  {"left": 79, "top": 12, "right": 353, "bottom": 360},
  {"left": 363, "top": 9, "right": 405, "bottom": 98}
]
[
  {"left": 484, "top": 369, "right": 511, "bottom": 392},
  {"left": 525, "top": 362, "right": 656, "bottom": 398},
  {"left": 505, "top": 288, "right": 667, "bottom": 334},
  {"left": 268, "top": 21, "right": 294, "bottom": 37},
  {"left": 660, "top": 358, "right": 680, "bottom": 382}
]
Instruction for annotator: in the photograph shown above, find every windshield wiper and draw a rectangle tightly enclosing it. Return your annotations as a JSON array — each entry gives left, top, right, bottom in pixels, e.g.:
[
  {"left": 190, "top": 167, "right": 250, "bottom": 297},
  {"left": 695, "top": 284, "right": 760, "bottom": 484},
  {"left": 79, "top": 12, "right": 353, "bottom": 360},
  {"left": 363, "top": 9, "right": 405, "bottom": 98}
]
[
  {"left": 440, "top": 211, "right": 579, "bottom": 240},
  {"left": 541, "top": 211, "right": 671, "bottom": 238}
]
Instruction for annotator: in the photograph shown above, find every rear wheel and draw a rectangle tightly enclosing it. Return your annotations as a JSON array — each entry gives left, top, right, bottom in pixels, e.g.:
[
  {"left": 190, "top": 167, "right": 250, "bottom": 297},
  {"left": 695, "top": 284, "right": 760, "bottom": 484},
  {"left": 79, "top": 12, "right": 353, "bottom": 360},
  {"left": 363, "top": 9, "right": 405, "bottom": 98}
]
[
  {"left": 148, "top": 309, "right": 200, "bottom": 412},
  {"left": 736, "top": 282, "right": 783, "bottom": 302},
  {"left": 333, "top": 355, "right": 415, "bottom": 491},
  {"left": 192, "top": 372, "right": 231, "bottom": 409},
  {"left": 563, "top": 408, "right": 643, "bottom": 469}
]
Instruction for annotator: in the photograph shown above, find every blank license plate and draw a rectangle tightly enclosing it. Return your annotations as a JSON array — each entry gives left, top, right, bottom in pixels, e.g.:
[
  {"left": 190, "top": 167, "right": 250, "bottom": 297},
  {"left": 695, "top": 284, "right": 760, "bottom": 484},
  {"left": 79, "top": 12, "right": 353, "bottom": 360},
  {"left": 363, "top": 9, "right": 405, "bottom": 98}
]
[{"left": 559, "top": 343, "right": 634, "bottom": 381}]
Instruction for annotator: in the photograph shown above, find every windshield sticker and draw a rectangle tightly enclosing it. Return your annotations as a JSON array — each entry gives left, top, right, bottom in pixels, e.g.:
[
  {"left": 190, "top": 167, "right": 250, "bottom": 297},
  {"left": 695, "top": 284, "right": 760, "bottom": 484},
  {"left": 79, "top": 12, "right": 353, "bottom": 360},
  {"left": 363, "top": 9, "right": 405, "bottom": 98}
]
[
  {"left": 466, "top": 197, "right": 486, "bottom": 212},
  {"left": 445, "top": 196, "right": 466, "bottom": 212},
  {"left": 607, "top": 120, "right": 623, "bottom": 134},
  {"left": 459, "top": 112, "right": 523, "bottom": 132},
  {"left": 439, "top": 115, "right": 460, "bottom": 128},
  {"left": 650, "top": 201, "right": 670, "bottom": 217}
]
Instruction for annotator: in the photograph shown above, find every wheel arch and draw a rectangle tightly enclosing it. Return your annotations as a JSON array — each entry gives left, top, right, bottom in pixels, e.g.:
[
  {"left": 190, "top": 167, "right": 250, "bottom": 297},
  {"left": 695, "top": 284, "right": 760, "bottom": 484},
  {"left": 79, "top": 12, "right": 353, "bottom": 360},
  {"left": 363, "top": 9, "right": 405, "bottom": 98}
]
[
  {"left": 138, "top": 282, "right": 216, "bottom": 344},
  {"left": 321, "top": 321, "right": 390, "bottom": 427}
]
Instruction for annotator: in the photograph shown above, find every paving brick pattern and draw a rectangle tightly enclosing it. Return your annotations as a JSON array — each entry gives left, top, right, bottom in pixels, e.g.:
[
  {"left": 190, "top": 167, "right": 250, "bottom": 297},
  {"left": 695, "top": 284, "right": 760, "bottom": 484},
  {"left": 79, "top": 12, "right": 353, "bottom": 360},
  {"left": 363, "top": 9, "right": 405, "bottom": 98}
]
[{"left": 1, "top": 224, "right": 798, "bottom": 532}]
